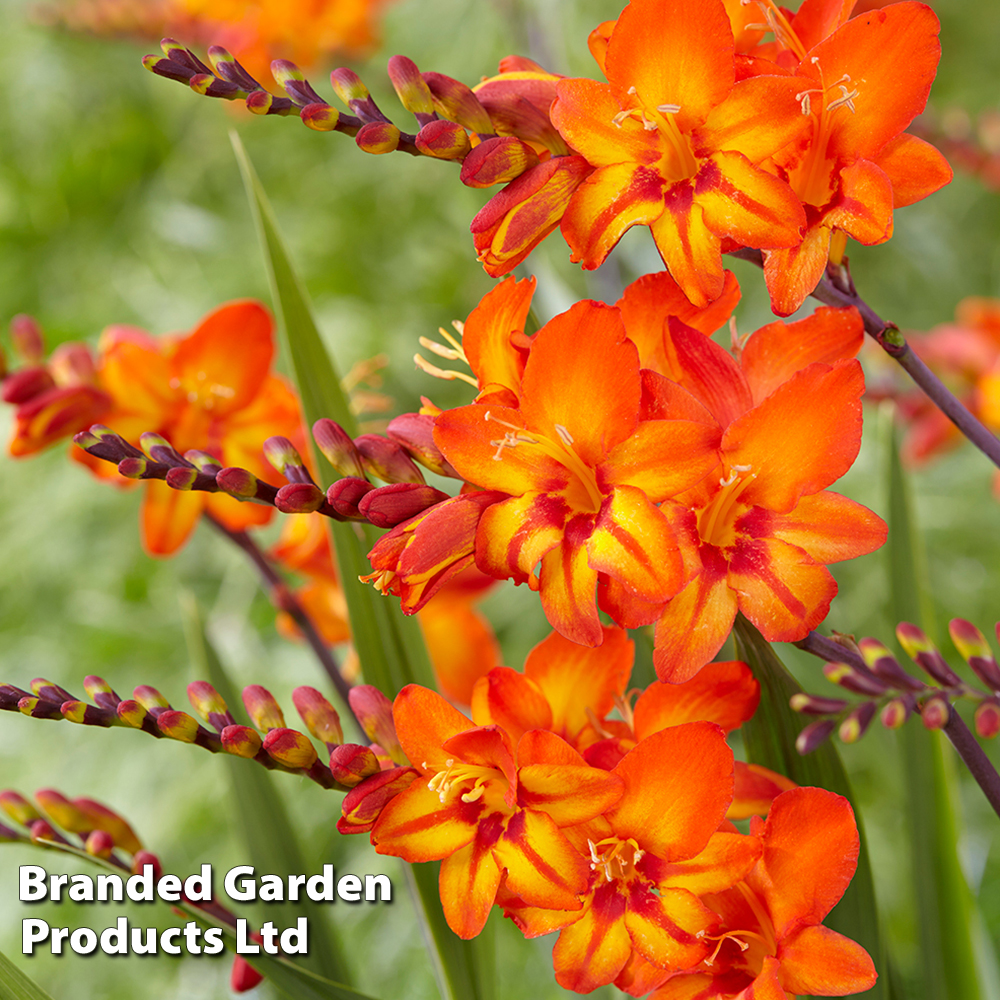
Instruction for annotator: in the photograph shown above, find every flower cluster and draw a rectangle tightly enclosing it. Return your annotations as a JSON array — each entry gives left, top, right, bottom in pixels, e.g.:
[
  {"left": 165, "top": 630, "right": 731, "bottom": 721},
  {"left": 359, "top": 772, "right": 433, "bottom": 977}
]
[
  {"left": 144, "top": 0, "right": 952, "bottom": 315},
  {"left": 344, "top": 629, "right": 875, "bottom": 997}
]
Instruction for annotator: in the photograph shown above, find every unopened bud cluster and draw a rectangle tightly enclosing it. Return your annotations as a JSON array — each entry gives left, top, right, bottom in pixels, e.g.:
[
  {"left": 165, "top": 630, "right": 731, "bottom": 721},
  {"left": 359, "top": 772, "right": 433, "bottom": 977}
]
[{"left": 793, "top": 619, "right": 1000, "bottom": 753}]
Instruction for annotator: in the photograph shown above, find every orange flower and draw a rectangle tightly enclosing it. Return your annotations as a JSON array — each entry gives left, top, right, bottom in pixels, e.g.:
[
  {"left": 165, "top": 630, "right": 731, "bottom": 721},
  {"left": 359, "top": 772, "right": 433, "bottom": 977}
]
[
  {"left": 370, "top": 684, "right": 625, "bottom": 938},
  {"left": 433, "top": 299, "right": 720, "bottom": 646},
  {"left": 650, "top": 787, "right": 876, "bottom": 999},
  {"left": 751, "top": 0, "right": 952, "bottom": 314},
  {"left": 502, "top": 724, "right": 760, "bottom": 994},
  {"left": 550, "top": 0, "right": 810, "bottom": 306},
  {"left": 80, "top": 300, "right": 304, "bottom": 556}
]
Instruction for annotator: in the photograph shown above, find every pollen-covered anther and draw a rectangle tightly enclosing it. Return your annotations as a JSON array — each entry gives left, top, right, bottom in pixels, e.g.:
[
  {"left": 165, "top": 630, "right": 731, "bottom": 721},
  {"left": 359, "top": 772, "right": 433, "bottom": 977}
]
[
  {"left": 656, "top": 103, "right": 682, "bottom": 114},
  {"left": 414, "top": 353, "right": 478, "bottom": 386},
  {"left": 586, "top": 836, "right": 645, "bottom": 882},
  {"left": 426, "top": 759, "right": 497, "bottom": 804}
]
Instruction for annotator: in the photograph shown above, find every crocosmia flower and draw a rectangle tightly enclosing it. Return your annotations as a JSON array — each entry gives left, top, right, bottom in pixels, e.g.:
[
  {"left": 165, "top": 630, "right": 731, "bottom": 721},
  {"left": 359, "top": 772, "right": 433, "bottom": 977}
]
[
  {"left": 80, "top": 300, "right": 303, "bottom": 555},
  {"left": 550, "top": 0, "right": 810, "bottom": 306}
]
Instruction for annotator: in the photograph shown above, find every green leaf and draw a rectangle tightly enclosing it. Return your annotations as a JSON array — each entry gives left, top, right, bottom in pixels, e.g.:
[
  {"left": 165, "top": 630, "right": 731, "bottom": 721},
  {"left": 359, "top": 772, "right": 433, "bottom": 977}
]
[
  {"left": 0, "top": 949, "right": 57, "bottom": 1000},
  {"left": 229, "top": 130, "right": 435, "bottom": 700},
  {"left": 229, "top": 134, "right": 492, "bottom": 1000},
  {"left": 734, "top": 614, "right": 886, "bottom": 1000},
  {"left": 881, "top": 410, "right": 986, "bottom": 1000},
  {"left": 178, "top": 591, "right": 349, "bottom": 986},
  {"left": 230, "top": 947, "right": 378, "bottom": 1000}
]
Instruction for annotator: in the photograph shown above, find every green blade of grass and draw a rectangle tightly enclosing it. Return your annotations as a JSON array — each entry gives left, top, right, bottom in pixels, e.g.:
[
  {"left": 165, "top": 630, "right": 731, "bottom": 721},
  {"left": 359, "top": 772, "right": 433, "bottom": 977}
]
[
  {"left": 881, "top": 409, "right": 985, "bottom": 1000},
  {"left": 0, "top": 950, "right": 57, "bottom": 1000},
  {"left": 229, "top": 133, "right": 492, "bottom": 1000},
  {"left": 229, "top": 130, "right": 435, "bottom": 699},
  {"left": 179, "top": 592, "right": 349, "bottom": 985},
  {"left": 734, "top": 614, "right": 886, "bottom": 1000}
]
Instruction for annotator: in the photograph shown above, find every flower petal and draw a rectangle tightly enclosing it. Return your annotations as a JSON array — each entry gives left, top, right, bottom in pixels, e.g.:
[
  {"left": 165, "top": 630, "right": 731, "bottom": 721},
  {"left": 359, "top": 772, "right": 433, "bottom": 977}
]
[
  {"left": 762, "top": 223, "right": 832, "bottom": 317},
  {"left": 140, "top": 479, "right": 204, "bottom": 556},
  {"left": 650, "top": 193, "right": 724, "bottom": 308},
  {"left": 874, "top": 133, "right": 953, "bottom": 208},
  {"left": 538, "top": 528, "right": 604, "bottom": 646},
  {"left": 439, "top": 828, "right": 503, "bottom": 937},
  {"left": 777, "top": 923, "right": 877, "bottom": 995},
  {"left": 624, "top": 884, "right": 716, "bottom": 969},
  {"left": 470, "top": 667, "right": 553, "bottom": 744},
  {"left": 371, "top": 779, "right": 481, "bottom": 862},
  {"left": 824, "top": 158, "right": 894, "bottom": 245},
  {"left": 553, "top": 887, "right": 632, "bottom": 993},
  {"left": 392, "top": 684, "right": 476, "bottom": 773},
  {"left": 652, "top": 831, "right": 761, "bottom": 895}
]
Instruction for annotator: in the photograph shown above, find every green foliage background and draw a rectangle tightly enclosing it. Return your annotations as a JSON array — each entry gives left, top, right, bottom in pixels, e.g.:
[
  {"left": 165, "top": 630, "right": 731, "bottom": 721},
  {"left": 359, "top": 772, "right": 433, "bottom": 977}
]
[{"left": 0, "top": 0, "right": 998, "bottom": 995}]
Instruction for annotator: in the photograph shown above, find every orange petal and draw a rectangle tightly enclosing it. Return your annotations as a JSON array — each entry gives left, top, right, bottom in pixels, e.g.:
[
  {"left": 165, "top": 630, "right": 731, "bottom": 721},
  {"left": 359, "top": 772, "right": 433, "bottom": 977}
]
[
  {"left": 371, "top": 779, "right": 480, "bottom": 862},
  {"left": 587, "top": 485, "right": 686, "bottom": 604},
  {"left": 553, "top": 888, "right": 632, "bottom": 993},
  {"left": 744, "top": 489, "right": 887, "bottom": 564},
  {"left": 624, "top": 884, "right": 716, "bottom": 969},
  {"left": 171, "top": 300, "right": 274, "bottom": 418},
  {"left": 824, "top": 158, "right": 894, "bottom": 245},
  {"left": 606, "top": 723, "right": 734, "bottom": 860},
  {"left": 618, "top": 269, "right": 741, "bottom": 373},
  {"left": 696, "top": 151, "right": 806, "bottom": 250},
  {"left": 517, "top": 758, "right": 625, "bottom": 827},
  {"left": 874, "top": 133, "right": 953, "bottom": 208},
  {"left": 496, "top": 807, "right": 592, "bottom": 908},
  {"left": 439, "top": 833, "right": 502, "bottom": 938},
  {"left": 728, "top": 762, "right": 797, "bottom": 820},
  {"left": 729, "top": 535, "right": 837, "bottom": 642},
  {"left": 524, "top": 626, "right": 634, "bottom": 743},
  {"left": 653, "top": 546, "right": 738, "bottom": 683},
  {"left": 722, "top": 360, "right": 865, "bottom": 513},
  {"left": 811, "top": 2, "right": 942, "bottom": 161},
  {"left": 741, "top": 306, "right": 864, "bottom": 405},
  {"left": 778, "top": 923, "right": 877, "bottom": 994},
  {"left": 650, "top": 193, "right": 724, "bottom": 308},
  {"left": 442, "top": 725, "right": 516, "bottom": 786},
  {"left": 561, "top": 162, "right": 667, "bottom": 271},
  {"left": 538, "top": 530, "right": 604, "bottom": 646},
  {"left": 601, "top": 417, "right": 723, "bottom": 501},
  {"left": 391, "top": 684, "right": 476, "bottom": 773},
  {"left": 140, "top": 479, "right": 204, "bottom": 556},
  {"left": 470, "top": 667, "right": 553, "bottom": 744},
  {"left": 634, "top": 660, "right": 759, "bottom": 738},
  {"left": 653, "top": 831, "right": 761, "bottom": 895},
  {"left": 639, "top": 371, "right": 718, "bottom": 425},
  {"left": 789, "top": 0, "right": 855, "bottom": 50},
  {"left": 604, "top": 0, "right": 734, "bottom": 133},
  {"left": 463, "top": 275, "right": 536, "bottom": 400},
  {"left": 420, "top": 599, "right": 501, "bottom": 705},
  {"left": 762, "top": 223, "right": 832, "bottom": 317},
  {"left": 475, "top": 491, "right": 570, "bottom": 587},
  {"left": 519, "top": 301, "right": 640, "bottom": 466},
  {"left": 614, "top": 950, "right": 673, "bottom": 997},
  {"left": 749, "top": 786, "right": 859, "bottom": 937}
]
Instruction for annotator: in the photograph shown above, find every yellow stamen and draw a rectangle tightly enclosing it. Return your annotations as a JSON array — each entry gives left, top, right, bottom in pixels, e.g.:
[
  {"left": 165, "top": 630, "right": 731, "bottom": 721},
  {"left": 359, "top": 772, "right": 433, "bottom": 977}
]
[
  {"left": 414, "top": 353, "right": 479, "bottom": 387},
  {"left": 426, "top": 758, "right": 502, "bottom": 804},
  {"left": 697, "top": 465, "right": 756, "bottom": 548},
  {"left": 587, "top": 836, "right": 645, "bottom": 882}
]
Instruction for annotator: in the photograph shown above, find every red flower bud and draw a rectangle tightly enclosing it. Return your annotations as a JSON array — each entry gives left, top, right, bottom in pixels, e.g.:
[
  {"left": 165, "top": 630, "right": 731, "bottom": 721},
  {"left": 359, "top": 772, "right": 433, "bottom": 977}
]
[
  {"left": 358, "top": 483, "right": 451, "bottom": 528},
  {"left": 416, "top": 120, "right": 471, "bottom": 160},
  {"left": 329, "top": 744, "right": 380, "bottom": 786},
  {"left": 460, "top": 136, "right": 539, "bottom": 188}
]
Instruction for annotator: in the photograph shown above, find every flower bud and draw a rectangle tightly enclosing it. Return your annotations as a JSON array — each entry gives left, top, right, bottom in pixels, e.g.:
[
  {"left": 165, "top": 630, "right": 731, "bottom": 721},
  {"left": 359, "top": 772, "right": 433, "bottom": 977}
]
[
  {"left": 116, "top": 700, "right": 149, "bottom": 729},
  {"left": 231, "top": 955, "right": 265, "bottom": 993},
  {"left": 73, "top": 798, "right": 142, "bottom": 853},
  {"left": 386, "top": 412, "right": 458, "bottom": 477},
  {"left": 0, "top": 790, "right": 39, "bottom": 826},
  {"left": 10, "top": 314, "right": 44, "bottom": 363},
  {"left": 221, "top": 725, "right": 264, "bottom": 758},
  {"left": 49, "top": 342, "right": 97, "bottom": 386},
  {"left": 184, "top": 450, "right": 223, "bottom": 474},
  {"left": 838, "top": 701, "right": 877, "bottom": 744},
  {"left": 187, "top": 681, "right": 235, "bottom": 731},
  {"left": 263, "top": 728, "right": 318, "bottom": 770},
  {"left": 60, "top": 700, "right": 116, "bottom": 727},
  {"left": 0, "top": 684, "right": 29, "bottom": 710},
  {"left": 421, "top": 72, "right": 493, "bottom": 133},
  {"left": 857, "top": 637, "right": 924, "bottom": 691},
  {"left": 896, "top": 622, "right": 963, "bottom": 687},
  {"left": 139, "top": 431, "right": 185, "bottom": 466},
  {"left": 301, "top": 102, "right": 341, "bottom": 131},
  {"left": 795, "top": 719, "right": 836, "bottom": 755},
  {"left": 881, "top": 696, "right": 913, "bottom": 729},
  {"left": 460, "top": 136, "right": 539, "bottom": 187},
  {"left": 416, "top": 120, "right": 471, "bottom": 160},
  {"left": 949, "top": 618, "right": 1000, "bottom": 691},
  {"left": 30, "top": 819, "right": 62, "bottom": 844},
  {"left": 132, "top": 850, "right": 162, "bottom": 880},
  {"left": 216, "top": 466, "right": 259, "bottom": 499},
  {"left": 356, "top": 122, "right": 401, "bottom": 155},
  {"left": 327, "top": 477, "right": 374, "bottom": 518},
  {"left": 354, "top": 435, "right": 425, "bottom": 484},
  {"left": 313, "top": 419, "right": 367, "bottom": 478},
  {"left": 263, "top": 436, "right": 310, "bottom": 482},
  {"left": 330, "top": 67, "right": 369, "bottom": 104},
  {"left": 246, "top": 89, "right": 276, "bottom": 114},
  {"left": 2, "top": 366, "right": 56, "bottom": 405},
  {"left": 337, "top": 766, "right": 420, "bottom": 834},
  {"left": 329, "top": 744, "right": 380, "bottom": 786},
  {"left": 348, "top": 686, "right": 405, "bottom": 764},
  {"left": 921, "top": 694, "right": 951, "bottom": 730},
  {"left": 84, "top": 676, "right": 121, "bottom": 710},
  {"left": 35, "top": 789, "right": 91, "bottom": 834},
  {"left": 822, "top": 662, "right": 888, "bottom": 697},
  {"left": 789, "top": 693, "right": 849, "bottom": 715},
  {"left": 270, "top": 60, "right": 324, "bottom": 106},
  {"left": 156, "top": 710, "right": 200, "bottom": 743},
  {"left": 133, "top": 685, "right": 170, "bottom": 711},
  {"left": 31, "top": 678, "right": 75, "bottom": 703},
  {"left": 358, "top": 483, "right": 451, "bottom": 528},
  {"left": 387, "top": 56, "right": 435, "bottom": 116},
  {"left": 242, "top": 685, "right": 285, "bottom": 732},
  {"left": 207, "top": 45, "right": 259, "bottom": 90},
  {"left": 974, "top": 699, "right": 1000, "bottom": 739},
  {"left": 275, "top": 482, "right": 326, "bottom": 514},
  {"left": 292, "top": 687, "right": 343, "bottom": 748},
  {"left": 85, "top": 829, "right": 115, "bottom": 858},
  {"left": 119, "top": 456, "right": 148, "bottom": 479},
  {"left": 18, "top": 695, "right": 64, "bottom": 720}
]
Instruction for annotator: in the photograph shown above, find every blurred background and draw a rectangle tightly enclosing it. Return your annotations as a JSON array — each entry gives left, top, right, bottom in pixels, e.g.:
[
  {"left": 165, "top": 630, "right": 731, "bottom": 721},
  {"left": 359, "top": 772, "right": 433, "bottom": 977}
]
[{"left": 0, "top": 0, "right": 998, "bottom": 994}]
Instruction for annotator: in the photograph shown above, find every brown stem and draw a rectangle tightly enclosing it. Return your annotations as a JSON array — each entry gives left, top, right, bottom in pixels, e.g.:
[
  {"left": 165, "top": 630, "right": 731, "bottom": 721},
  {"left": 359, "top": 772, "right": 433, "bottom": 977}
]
[
  {"left": 797, "top": 630, "right": 1000, "bottom": 820},
  {"left": 729, "top": 248, "right": 1000, "bottom": 469},
  {"left": 204, "top": 516, "right": 360, "bottom": 735}
]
